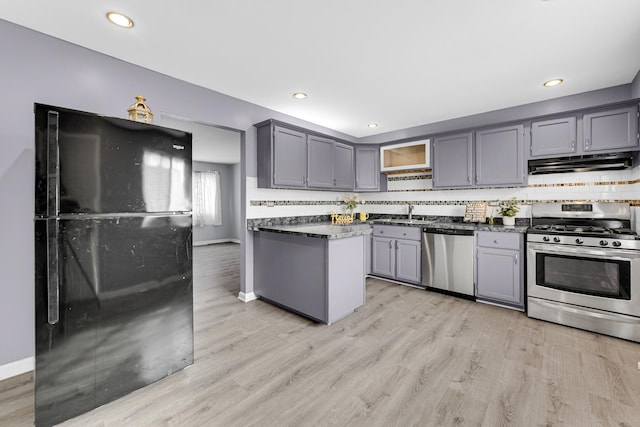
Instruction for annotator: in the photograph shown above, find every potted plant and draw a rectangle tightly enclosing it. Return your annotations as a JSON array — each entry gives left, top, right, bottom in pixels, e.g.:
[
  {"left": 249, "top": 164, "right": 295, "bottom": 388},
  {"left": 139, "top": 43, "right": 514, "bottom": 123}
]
[
  {"left": 343, "top": 193, "right": 364, "bottom": 217},
  {"left": 498, "top": 197, "right": 519, "bottom": 226}
]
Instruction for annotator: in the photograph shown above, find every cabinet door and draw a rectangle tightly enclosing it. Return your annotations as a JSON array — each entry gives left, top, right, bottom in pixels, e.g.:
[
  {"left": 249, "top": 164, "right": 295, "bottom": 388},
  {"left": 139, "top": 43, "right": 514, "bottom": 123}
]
[
  {"left": 476, "top": 124, "right": 525, "bottom": 186},
  {"left": 273, "top": 126, "right": 307, "bottom": 188},
  {"left": 355, "top": 146, "right": 381, "bottom": 191},
  {"left": 333, "top": 142, "right": 354, "bottom": 190},
  {"left": 395, "top": 239, "right": 421, "bottom": 284},
  {"left": 307, "top": 135, "right": 334, "bottom": 188},
  {"left": 476, "top": 247, "right": 522, "bottom": 306},
  {"left": 372, "top": 237, "right": 395, "bottom": 278},
  {"left": 584, "top": 105, "right": 639, "bottom": 152},
  {"left": 530, "top": 116, "right": 577, "bottom": 158},
  {"left": 432, "top": 132, "right": 473, "bottom": 188}
]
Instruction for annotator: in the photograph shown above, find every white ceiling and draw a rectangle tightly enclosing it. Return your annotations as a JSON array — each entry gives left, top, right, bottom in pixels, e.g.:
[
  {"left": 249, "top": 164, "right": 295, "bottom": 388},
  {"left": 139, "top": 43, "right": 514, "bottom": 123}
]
[{"left": 2, "top": 1, "right": 640, "bottom": 138}]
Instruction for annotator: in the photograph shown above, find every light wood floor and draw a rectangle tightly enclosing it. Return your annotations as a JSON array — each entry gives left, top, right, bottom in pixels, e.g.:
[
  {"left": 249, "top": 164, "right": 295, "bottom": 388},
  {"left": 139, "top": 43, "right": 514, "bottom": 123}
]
[{"left": 2, "top": 243, "right": 640, "bottom": 426}]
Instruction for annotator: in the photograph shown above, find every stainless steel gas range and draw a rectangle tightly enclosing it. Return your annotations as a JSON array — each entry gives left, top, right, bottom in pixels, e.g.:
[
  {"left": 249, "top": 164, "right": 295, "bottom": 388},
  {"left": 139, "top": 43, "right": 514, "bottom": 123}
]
[{"left": 527, "top": 202, "right": 640, "bottom": 342}]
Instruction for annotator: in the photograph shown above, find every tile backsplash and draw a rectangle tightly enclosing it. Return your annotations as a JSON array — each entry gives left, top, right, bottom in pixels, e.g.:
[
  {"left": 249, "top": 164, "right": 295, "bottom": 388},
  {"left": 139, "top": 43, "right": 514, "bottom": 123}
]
[{"left": 247, "top": 166, "right": 640, "bottom": 230}]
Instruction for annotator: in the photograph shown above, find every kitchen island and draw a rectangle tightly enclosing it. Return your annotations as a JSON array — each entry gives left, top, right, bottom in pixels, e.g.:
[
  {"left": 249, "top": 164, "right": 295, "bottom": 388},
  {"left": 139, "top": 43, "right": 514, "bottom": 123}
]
[{"left": 251, "top": 223, "right": 371, "bottom": 324}]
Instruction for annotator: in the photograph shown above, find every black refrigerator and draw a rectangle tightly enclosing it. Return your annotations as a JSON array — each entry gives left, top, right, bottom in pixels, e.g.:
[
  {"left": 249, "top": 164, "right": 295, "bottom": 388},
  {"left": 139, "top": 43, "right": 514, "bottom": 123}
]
[{"left": 33, "top": 104, "right": 194, "bottom": 427}]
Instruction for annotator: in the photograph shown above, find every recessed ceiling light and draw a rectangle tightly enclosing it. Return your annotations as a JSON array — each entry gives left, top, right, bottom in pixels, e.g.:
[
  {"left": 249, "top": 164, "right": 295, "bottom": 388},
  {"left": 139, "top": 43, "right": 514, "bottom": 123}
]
[
  {"left": 292, "top": 92, "right": 307, "bottom": 99},
  {"left": 368, "top": 123, "right": 378, "bottom": 128},
  {"left": 543, "top": 78, "right": 563, "bottom": 87},
  {"left": 107, "top": 12, "right": 134, "bottom": 28}
]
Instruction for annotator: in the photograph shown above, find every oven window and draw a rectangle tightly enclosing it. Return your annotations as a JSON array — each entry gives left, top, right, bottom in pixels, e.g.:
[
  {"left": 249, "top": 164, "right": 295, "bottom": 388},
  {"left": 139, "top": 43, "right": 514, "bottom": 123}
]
[{"left": 536, "top": 253, "right": 631, "bottom": 299}]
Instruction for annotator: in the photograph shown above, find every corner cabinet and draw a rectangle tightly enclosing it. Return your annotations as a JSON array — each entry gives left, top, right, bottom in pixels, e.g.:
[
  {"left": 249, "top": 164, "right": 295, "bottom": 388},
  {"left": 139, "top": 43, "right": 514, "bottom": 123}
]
[
  {"left": 475, "top": 231, "right": 524, "bottom": 310},
  {"left": 256, "top": 120, "right": 354, "bottom": 191},
  {"left": 355, "top": 146, "right": 386, "bottom": 192},
  {"left": 371, "top": 225, "right": 421, "bottom": 285}
]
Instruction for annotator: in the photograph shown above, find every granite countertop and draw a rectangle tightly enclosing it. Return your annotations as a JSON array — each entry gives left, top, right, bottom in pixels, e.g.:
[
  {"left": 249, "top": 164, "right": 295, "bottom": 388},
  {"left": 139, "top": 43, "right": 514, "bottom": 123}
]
[
  {"left": 426, "top": 222, "right": 529, "bottom": 233},
  {"left": 371, "top": 219, "right": 528, "bottom": 233},
  {"left": 250, "top": 222, "right": 373, "bottom": 240}
]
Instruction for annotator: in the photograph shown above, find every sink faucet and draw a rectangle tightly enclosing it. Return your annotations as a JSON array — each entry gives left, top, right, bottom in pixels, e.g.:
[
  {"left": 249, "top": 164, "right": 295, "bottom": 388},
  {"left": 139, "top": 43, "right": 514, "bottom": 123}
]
[{"left": 408, "top": 204, "right": 414, "bottom": 220}]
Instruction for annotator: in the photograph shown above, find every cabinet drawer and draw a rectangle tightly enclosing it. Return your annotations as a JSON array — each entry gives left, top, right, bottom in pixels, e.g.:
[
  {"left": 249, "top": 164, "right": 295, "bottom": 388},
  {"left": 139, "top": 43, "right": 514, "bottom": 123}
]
[
  {"left": 476, "top": 231, "right": 522, "bottom": 249},
  {"left": 372, "top": 225, "right": 421, "bottom": 241}
]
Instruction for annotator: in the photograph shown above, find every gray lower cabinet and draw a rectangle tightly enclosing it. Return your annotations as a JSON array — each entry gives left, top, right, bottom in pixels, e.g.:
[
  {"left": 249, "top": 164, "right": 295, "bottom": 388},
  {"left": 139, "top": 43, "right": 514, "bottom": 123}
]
[
  {"left": 355, "top": 146, "right": 386, "bottom": 191},
  {"left": 253, "top": 231, "right": 365, "bottom": 324},
  {"left": 583, "top": 105, "right": 639, "bottom": 152},
  {"left": 475, "top": 231, "right": 524, "bottom": 310},
  {"left": 432, "top": 132, "right": 473, "bottom": 188},
  {"left": 371, "top": 225, "right": 421, "bottom": 285}
]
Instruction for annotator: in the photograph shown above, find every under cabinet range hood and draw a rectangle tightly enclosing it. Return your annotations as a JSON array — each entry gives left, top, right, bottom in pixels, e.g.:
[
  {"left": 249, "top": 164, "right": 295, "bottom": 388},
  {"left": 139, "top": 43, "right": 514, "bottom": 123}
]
[{"left": 528, "top": 152, "right": 633, "bottom": 175}]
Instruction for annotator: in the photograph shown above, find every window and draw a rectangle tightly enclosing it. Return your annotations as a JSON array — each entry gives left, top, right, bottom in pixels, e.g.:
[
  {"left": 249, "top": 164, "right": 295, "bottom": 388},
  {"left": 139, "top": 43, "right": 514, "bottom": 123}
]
[{"left": 193, "top": 171, "right": 221, "bottom": 227}]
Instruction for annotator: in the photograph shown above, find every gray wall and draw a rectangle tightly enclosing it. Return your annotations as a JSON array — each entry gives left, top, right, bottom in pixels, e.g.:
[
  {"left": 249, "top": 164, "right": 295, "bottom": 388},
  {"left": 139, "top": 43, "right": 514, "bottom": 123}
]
[
  {"left": 192, "top": 161, "right": 240, "bottom": 243},
  {"left": 0, "top": 18, "right": 350, "bottom": 367},
  {"left": 632, "top": 69, "right": 640, "bottom": 99}
]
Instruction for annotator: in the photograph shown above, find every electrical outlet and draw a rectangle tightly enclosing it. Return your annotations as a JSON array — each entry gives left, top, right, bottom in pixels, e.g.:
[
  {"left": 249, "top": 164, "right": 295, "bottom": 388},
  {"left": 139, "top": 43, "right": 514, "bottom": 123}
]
[{"left": 637, "top": 361, "right": 640, "bottom": 370}]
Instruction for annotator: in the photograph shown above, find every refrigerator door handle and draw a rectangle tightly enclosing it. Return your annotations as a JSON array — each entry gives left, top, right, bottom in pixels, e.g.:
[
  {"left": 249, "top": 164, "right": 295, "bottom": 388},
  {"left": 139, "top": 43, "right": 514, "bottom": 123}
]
[
  {"left": 47, "top": 220, "right": 60, "bottom": 325},
  {"left": 47, "top": 111, "right": 60, "bottom": 216}
]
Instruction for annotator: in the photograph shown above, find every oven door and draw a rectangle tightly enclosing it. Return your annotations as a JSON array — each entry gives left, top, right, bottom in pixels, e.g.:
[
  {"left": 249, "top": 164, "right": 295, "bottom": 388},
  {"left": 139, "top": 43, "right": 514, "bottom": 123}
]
[{"left": 527, "top": 242, "right": 640, "bottom": 317}]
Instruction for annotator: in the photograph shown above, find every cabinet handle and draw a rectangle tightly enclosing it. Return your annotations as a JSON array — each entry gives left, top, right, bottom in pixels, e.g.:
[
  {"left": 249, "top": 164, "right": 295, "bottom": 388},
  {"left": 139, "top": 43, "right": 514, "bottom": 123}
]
[
  {"left": 494, "top": 240, "right": 499, "bottom": 244},
  {"left": 585, "top": 137, "right": 590, "bottom": 150},
  {"left": 571, "top": 139, "right": 576, "bottom": 151},
  {"left": 467, "top": 175, "right": 470, "bottom": 183},
  {"left": 514, "top": 253, "right": 518, "bottom": 265},
  {"left": 389, "top": 241, "right": 393, "bottom": 249}
]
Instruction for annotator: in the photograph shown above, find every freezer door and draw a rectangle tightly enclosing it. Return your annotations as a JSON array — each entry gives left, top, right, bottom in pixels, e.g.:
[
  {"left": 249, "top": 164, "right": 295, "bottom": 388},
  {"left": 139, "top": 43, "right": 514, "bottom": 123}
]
[
  {"left": 34, "top": 215, "right": 193, "bottom": 427},
  {"left": 35, "top": 104, "right": 192, "bottom": 215}
]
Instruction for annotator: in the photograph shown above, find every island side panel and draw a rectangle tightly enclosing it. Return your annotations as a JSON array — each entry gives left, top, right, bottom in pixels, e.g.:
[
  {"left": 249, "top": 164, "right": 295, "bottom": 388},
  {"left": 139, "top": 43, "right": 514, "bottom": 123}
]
[
  {"left": 327, "top": 235, "right": 366, "bottom": 324},
  {"left": 253, "top": 232, "right": 327, "bottom": 322}
]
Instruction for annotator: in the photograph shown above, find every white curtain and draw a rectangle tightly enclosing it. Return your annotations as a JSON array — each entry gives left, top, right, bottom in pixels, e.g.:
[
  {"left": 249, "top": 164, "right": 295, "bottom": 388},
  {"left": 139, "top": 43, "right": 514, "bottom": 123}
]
[{"left": 193, "top": 171, "right": 222, "bottom": 227}]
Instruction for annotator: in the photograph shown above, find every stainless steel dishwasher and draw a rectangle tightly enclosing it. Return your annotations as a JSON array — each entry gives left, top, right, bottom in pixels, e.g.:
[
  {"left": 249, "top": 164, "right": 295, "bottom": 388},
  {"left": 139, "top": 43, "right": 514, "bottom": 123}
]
[{"left": 422, "top": 226, "right": 475, "bottom": 297}]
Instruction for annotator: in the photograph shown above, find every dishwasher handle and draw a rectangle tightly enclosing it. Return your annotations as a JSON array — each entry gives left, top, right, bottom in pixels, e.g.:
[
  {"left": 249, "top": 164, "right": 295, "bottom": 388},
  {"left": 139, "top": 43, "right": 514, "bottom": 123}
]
[{"left": 422, "top": 227, "right": 474, "bottom": 236}]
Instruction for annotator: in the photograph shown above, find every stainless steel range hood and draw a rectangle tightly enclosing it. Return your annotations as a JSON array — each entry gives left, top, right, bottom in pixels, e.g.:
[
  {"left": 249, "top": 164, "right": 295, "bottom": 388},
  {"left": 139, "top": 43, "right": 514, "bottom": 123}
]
[{"left": 528, "top": 152, "right": 633, "bottom": 175}]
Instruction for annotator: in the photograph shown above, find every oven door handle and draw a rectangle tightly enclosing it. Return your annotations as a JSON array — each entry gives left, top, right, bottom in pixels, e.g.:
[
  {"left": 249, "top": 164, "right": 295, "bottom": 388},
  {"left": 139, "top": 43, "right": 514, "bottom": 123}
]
[
  {"left": 533, "top": 298, "right": 640, "bottom": 324},
  {"left": 528, "top": 242, "right": 640, "bottom": 261}
]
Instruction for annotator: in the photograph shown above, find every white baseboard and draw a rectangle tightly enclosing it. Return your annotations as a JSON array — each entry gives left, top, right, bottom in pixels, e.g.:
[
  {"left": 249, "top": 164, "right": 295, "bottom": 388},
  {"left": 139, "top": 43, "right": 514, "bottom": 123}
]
[
  {"left": 193, "top": 239, "right": 241, "bottom": 247},
  {"left": 0, "top": 357, "right": 34, "bottom": 381},
  {"left": 237, "top": 291, "right": 258, "bottom": 303}
]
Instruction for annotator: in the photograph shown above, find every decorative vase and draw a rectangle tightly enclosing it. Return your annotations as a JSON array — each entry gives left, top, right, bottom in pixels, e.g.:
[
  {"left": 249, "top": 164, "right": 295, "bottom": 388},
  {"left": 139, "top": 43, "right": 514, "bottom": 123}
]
[{"left": 502, "top": 216, "right": 516, "bottom": 226}]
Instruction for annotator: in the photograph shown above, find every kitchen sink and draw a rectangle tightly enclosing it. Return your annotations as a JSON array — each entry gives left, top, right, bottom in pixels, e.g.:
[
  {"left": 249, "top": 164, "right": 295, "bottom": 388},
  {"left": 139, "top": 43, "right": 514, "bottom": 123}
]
[{"left": 372, "top": 218, "right": 434, "bottom": 225}]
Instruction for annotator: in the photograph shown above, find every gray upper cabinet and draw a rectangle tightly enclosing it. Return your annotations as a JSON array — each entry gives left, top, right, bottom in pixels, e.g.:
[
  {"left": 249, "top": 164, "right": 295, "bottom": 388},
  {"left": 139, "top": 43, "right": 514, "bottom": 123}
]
[
  {"left": 530, "top": 116, "right": 577, "bottom": 158},
  {"left": 271, "top": 126, "right": 308, "bottom": 188},
  {"left": 333, "top": 142, "right": 354, "bottom": 190},
  {"left": 583, "top": 105, "right": 639, "bottom": 152},
  {"left": 432, "top": 132, "right": 473, "bottom": 188},
  {"left": 307, "top": 135, "right": 334, "bottom": 189},
  {"left": 355, "top": 146, "right": 386, "bottom": 192},
  {"left": 476, "top": 124, "right": 525, "bottom": 186},
  {"left": 256, "top": 120, "right": 355, "bottom": 191}
]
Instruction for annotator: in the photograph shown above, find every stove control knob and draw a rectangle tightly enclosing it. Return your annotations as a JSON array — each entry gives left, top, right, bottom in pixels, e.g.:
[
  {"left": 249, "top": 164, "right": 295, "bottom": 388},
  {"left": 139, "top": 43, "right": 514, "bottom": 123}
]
[
  {"left": 543, "top": 236, "right": 550, "bottom": 242},
  {"left": 553, "top": 237, "right": 561, "bottom": 243},
  {"left": 612, "top": 241, "right": 622, "bottom": 247},
  {"left": 575, "top": 238, "right": 584, "bottom": 244},
  {"left": 600, "top": 240, "right": 608, "bottom": 246}
]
